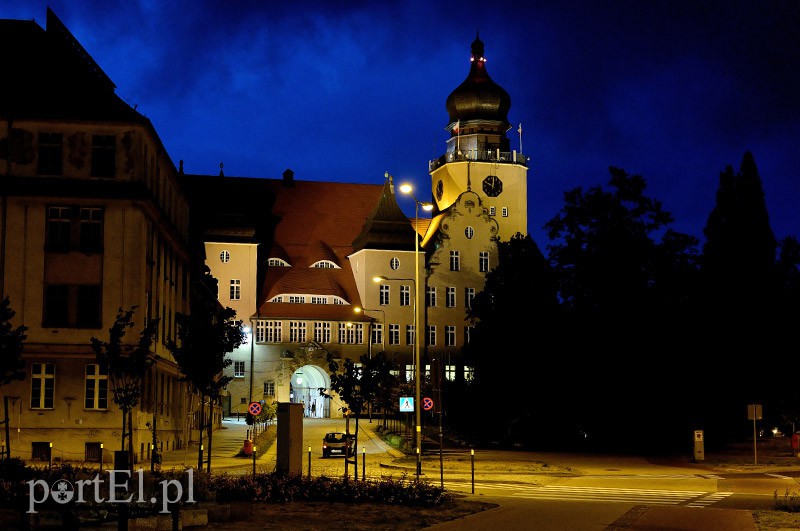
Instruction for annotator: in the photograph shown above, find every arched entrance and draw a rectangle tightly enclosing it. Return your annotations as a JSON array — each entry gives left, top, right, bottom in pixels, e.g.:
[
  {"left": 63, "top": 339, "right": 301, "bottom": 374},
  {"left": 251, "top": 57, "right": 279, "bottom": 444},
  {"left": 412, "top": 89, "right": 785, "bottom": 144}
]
[{"left": 289, "top": 365, "right": 330, "bottom": 418}]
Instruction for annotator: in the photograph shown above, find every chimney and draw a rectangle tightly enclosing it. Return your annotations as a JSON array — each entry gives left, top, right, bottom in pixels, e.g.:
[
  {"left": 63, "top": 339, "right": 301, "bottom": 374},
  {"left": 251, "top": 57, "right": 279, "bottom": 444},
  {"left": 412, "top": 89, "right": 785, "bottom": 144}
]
[{"left": 283, "top": 168, "right": 295, "bottom": 187}]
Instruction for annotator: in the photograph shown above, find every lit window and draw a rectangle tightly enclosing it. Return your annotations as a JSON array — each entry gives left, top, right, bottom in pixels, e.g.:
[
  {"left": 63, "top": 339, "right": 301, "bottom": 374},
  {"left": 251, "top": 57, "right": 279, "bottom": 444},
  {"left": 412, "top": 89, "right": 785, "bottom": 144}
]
[
  {"left": 445, "top": 365, "right": 456, "bottom": 381},
  {"left": 405, "top": 364, "right": 415, "bottom": 382},
  {"left": 464, "top": 366, "right": 475, "bottom": 382}
]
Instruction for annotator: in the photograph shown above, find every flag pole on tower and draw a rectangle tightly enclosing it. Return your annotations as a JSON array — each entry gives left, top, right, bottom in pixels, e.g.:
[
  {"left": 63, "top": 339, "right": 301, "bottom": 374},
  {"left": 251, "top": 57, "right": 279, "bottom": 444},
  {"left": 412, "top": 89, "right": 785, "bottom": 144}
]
[{"left": 518, "top": 123, "right": 523, "bottom": 154}]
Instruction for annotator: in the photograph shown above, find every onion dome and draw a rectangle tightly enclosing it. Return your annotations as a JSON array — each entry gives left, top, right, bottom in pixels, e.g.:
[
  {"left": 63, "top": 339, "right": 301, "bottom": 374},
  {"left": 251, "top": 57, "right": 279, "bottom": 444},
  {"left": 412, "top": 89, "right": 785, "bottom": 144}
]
[{"left": 445, "top": 33, "right": 511, "bottom": 126}]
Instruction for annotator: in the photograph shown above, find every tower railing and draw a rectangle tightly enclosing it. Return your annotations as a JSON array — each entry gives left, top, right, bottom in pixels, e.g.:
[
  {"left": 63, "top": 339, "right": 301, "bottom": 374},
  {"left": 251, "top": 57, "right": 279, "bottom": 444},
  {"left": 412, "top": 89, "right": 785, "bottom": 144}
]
[{"left": 428, "top": 149, "right": 528, "bottom": 171}]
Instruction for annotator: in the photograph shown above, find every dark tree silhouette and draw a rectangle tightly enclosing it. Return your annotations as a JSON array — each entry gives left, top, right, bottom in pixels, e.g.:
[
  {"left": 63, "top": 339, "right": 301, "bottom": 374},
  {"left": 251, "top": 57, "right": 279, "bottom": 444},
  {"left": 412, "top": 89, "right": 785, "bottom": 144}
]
[
  {"left": 0, "top": 297, "right": 27, "bottom": 386},
  {"left": 168, "top": 306, "right": 245, "bottom": 472},
  {"left": 91, "top": 307, "right": 158, "bottom": 468}
]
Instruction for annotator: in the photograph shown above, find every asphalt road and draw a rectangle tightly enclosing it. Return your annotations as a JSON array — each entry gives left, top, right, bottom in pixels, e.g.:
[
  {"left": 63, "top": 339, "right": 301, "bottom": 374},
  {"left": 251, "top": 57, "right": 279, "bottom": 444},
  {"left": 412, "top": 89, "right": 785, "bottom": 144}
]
[{"left": 155, "top": 417, "right": 799, "bottom": 529}]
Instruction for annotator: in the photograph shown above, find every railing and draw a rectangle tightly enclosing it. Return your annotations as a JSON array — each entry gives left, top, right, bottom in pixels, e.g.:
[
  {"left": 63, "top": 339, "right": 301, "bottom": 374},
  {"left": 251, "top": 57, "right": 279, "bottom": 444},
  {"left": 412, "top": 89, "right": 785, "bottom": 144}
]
[{"left": 429, "top": 149, "right": 528, "bottom": 171}]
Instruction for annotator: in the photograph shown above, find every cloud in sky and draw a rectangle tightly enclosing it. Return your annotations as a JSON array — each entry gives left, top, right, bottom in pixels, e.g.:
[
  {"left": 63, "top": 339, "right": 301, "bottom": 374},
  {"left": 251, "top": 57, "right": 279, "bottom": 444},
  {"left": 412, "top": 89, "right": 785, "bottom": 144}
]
[{"left": 6, "top": 1, "right": 799, "bottom": 247}]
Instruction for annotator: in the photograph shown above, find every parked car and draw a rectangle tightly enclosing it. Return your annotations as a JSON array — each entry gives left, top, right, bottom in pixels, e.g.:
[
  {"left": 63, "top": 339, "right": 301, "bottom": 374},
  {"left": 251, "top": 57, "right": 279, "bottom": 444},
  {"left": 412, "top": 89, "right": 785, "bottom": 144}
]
[{"left": 322, "top": 432, "right": 354, "bottom": 458}]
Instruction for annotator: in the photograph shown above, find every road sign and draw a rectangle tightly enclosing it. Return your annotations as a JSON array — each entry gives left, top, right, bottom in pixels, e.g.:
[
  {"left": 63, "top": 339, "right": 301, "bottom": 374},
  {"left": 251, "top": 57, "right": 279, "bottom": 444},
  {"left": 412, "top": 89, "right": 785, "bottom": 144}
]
[
  {"left": 747, "top": 404, "right": 762, "bottom": 420},
  {"left": 399, "top": 397, "right": 414, "bottom": 412},
  {"left": 248, "top": 402, "right": 262, "bottom": 416},
  {"left": 422, "top": 397, "right": 434, "bottom": 411}
]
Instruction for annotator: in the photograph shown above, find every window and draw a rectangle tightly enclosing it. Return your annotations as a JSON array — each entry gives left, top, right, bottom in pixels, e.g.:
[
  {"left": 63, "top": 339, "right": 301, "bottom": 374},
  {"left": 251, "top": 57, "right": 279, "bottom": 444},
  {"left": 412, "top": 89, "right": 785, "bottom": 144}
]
[
  {"left": 352, "top": 323, "right": 364, "bottom": 344},
  {"left": 464, "top": 366, "right": 475, "bottom": 382},
  {"left": 31, "top": 363, "right": 55, "bottom": 409},
  {"left": 311, "top": 296, "right": 326, "bottom": 304},
  {"left": 405, "top": 325, "right": 415, "bottom": 346},
  {"left": 405, "top": 364, "right": 415, "bottom": 382},
  {"left": 47, "top": 206, "right": 104, "bottom": 252},
  {"left": 47, "top": 206, "right": 71, "bottom": 251},
  {"left": 371, "top": 323, "right": 382, "bottom": 345},
  {"left": 38, "top": 132, "right": 62, "bottom": 175},
  {"left": 219, "top": 250, "right": 230, "bottom": 263},
  {"left": 479, "top": 252, "right": 489, "bottom": 273},
  {"left": 264, "top": 321, "right": 282, "bottom": 342},
  {"left": 379, "top": 285, "right": 389, "bottom": 306},
  {"left": 333, "top": 298, "right": 345, "bottom": 305},
  {"left": 489, "top": 206, "right": 496, "bottom": 216},
  {"left": 465, "top": 226, "right": 474, "bottom": 239},
  {"left": 290, "top": 321, "right": 307, "bottom": 342},
  {"left": 388, "top": 324, "right": 400, "bottom": 345},
  {"left": 256, "top": 321, "right": 265, "bottom": 342},
  {"left": 445, "top": 365, "right": 456, "bottom": 381},
  {"left": 45, "top": 284, "right": 101, "bottom": 328},
  {"left": 400, "top": 285, "right": 410, "bottom": 306},
  {"left": 31, "top": 442, "right": 51, "bottom": 462},
  {"left": 76, "top": 285, "right": 101, "bottom": 328},
  {"left": 91, "top": 134, "right": 116, "bottom": 177},
  {"left": 268, "top": 258, "right": 290, "bottom": 267},
  {"left": 84, "top": 364, "right": 108, "bottom": 410},
  {"left": 263, "top": 381, "right": 275, "bottom": 397},
  {"left": 230, "top": 279, "right": 241, "bottom": 300},
  {"left": 234, "top": 361, "right": 245, "bottom": 377},
  {"left": 446, "top": 287, "right": 456, "bottom": 308},
  {"left": 450, "top": 250, "right": 460, "bottom": 271},
  {"left": 240, "top": 397, "right": 247, "bottom": 404},
  {"left": 445, "top": 325, "right": 456, "bottom": 347},
  {"left": 79, "top": 208, "right": 103, "bottom": 251},
  {"left": 502, "top": 207, "right": 509, "bottom": 217},
  {"left": 314, "top": 322, "right": 331, "bottom": 343},
  {"left": 390, "top": 257, "right": 400, "bottom": 270},
  {"left": 465, "top": 287, "right": 476, "bottom": 309},
  {"left": 338, "top": 323, "right": 348, "bottom": 344},
  {"left": 85, "top": 442, "right": 102, "bottom": 462},
  {"left": 464, "top": 325, "right": 474, "bottom": 345},
  {"left": 288, "top": 296, "right": 305, "bottom": 303},
  {"left": 311, "top": 260, "right": 338, "bottom": 268},
  {"left": 427, "top": 325, "right": 436, "bottom": 346},
  {"left": 426, "top": 286, "right": 436, "bottom": 308}
]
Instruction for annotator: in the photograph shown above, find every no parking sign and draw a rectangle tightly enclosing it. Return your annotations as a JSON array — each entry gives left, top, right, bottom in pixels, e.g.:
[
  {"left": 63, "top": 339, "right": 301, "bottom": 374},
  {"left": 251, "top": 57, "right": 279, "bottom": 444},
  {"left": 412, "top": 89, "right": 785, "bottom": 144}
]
[{"left": 248, "top": 402, "right": 262, "bottom": 416}]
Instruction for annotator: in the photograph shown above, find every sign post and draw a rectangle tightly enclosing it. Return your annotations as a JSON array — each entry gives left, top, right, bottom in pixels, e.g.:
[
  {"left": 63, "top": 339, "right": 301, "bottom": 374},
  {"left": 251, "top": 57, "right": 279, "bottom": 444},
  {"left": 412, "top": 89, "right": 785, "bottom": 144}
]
[{"left": 748, "top": 404, "right": 763, "bottom": 465}]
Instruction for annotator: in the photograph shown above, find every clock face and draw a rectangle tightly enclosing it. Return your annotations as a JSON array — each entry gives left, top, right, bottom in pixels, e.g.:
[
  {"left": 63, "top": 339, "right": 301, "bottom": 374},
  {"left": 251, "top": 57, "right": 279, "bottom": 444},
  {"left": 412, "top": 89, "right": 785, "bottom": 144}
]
[
  {"left": 436, "top": 180, "right": 444, "bottom": 201},
  {"left": 482, "top": 175, "right": 503, "bottom": 197}
]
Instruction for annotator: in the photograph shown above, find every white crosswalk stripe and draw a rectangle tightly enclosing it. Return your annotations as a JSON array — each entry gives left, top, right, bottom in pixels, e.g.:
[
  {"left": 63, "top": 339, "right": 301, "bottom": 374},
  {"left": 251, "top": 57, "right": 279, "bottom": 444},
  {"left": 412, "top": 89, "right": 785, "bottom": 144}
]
[
  {"left": 686, "top": 492, "right": 734, "bottom": 507},
  {"left": 509, "top": 485, "right": 708, "bottom": 505}
]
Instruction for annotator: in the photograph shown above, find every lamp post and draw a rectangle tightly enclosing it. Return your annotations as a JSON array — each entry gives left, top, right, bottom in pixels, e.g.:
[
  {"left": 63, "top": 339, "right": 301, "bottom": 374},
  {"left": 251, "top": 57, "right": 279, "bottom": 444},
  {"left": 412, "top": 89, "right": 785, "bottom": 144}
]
[
  {"left": 354, "top": 306, "right": 386, "bottom": 357},
  {"left": 247, "top": 321, "right": 254, "bottom": 407},
  {"left": 378, "top": 176, "right": 433, "bottom": 481}
]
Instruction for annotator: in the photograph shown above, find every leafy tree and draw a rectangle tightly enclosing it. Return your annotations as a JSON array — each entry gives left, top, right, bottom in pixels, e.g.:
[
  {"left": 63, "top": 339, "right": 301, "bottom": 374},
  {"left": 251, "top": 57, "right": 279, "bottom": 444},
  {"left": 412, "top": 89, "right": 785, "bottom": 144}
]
[
  {"left": 462, "top": 233, "right": 559, "bottom": 445},
  {"left": 168, "top": 306, "right": 245, "bottom": 472},
  {"left": 0, "top": 297, "right": 27, "bottom": 386},
  {"left": 543, "top": 168, "right": 700, "bottom": 449},
  {"left": 326, "top": 351, "right": 397, "bottom": 478},
  {"left": 91, "top": 307, "right": 158, "bottom": 467}
]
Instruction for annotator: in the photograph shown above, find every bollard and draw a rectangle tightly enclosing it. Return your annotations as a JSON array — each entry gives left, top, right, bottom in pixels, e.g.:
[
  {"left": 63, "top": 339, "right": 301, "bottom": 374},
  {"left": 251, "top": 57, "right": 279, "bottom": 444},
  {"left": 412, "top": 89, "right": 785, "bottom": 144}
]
[
  {"left": 470, "top": 449, "right": 475, "bottom": 493},
  {"left": 362, "top": 447, "right": 366, "bottom": 481},
  {"left": 308, "top": 446, "right": 312, "bottom": 478},
  {"left": 49, "top": 442, "right": 53, "bottom": 470},
  {"left": 252, "top": 445, "right": 257, "bottom": 476},
  {"left": 100, "top": 443, "right": 104, "bottom": 474}
]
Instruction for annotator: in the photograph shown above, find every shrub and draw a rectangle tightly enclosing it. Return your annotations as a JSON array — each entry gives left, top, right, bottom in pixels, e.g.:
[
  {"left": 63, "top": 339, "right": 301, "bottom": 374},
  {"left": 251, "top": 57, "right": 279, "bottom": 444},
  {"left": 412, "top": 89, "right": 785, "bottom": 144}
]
[{"left": 775, "top": 488, "right": 800, "bottom": 512}]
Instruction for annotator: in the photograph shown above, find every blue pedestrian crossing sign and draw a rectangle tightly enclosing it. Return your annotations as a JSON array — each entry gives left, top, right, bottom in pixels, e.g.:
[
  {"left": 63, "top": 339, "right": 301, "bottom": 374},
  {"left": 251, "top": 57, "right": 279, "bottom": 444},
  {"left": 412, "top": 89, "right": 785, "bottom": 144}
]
[{"left": 399, "top": 397, "right": 414, "bottom": 412}]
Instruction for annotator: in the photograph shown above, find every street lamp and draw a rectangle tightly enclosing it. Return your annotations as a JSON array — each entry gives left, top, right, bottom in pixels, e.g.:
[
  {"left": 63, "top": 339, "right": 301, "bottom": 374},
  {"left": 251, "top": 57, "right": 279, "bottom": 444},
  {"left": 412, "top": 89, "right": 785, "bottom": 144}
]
[
  {"left": 379, "top": 175, "right": 433, "bottom": 481},
  {"left": 354, "top": 306, "right": 386, "bottom": 357}
]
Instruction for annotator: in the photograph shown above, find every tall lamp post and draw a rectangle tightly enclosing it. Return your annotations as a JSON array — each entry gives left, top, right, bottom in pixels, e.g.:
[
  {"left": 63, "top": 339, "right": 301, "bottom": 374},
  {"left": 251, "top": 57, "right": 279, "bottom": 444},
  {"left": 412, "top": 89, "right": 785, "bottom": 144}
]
[{"left": 382, "top": 175, "right": 433, "bottom": 481}]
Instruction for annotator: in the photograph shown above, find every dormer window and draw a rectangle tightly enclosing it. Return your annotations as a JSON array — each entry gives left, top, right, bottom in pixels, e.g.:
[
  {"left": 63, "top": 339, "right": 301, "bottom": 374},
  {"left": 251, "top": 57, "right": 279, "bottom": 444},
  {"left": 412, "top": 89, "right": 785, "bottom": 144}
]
[
  {"left": 268, "top": 258, "right": 290, "bottom": 267},
  {"left": 311, "top": 260, "right": 338, "bottom": 269}
]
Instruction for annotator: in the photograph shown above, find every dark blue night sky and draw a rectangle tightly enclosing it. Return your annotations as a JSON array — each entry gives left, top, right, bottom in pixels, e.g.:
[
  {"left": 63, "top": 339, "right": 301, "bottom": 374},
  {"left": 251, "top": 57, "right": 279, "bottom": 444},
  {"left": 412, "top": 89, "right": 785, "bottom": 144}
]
[{"left": 6, "top": 1, "right": 799, "bottom": 249}]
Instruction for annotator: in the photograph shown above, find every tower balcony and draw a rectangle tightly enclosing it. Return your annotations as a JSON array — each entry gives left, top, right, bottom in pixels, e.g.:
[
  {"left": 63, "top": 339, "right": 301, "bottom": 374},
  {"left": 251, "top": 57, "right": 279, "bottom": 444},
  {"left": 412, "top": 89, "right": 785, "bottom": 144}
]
[{"left": 429, "top": 149, "right": 528, "bottom": 172}]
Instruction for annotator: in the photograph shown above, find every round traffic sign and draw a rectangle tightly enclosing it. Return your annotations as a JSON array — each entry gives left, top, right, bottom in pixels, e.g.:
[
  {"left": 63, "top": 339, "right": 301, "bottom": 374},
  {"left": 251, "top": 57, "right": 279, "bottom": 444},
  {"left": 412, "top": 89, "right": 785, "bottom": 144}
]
[
  {"left": 248, "top": 402, "right": 262, "bottom": 416},
  {"left": 422, "top": 397, "right": 434, "bottom": 411}
]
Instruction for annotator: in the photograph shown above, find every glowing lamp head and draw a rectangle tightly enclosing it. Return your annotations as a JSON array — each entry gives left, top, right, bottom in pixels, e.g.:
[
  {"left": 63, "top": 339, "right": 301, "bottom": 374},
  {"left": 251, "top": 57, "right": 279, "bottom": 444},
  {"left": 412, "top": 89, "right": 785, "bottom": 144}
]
[{"left": 399, "top": 183, "right": 413, "bottom": 194}]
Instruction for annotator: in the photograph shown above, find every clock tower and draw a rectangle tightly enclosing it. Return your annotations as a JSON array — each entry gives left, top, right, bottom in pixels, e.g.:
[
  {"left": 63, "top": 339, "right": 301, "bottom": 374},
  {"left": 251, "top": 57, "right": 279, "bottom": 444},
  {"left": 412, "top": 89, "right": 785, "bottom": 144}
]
[{"left": 428, "top": 33, "right": 529, "bottom": 242}]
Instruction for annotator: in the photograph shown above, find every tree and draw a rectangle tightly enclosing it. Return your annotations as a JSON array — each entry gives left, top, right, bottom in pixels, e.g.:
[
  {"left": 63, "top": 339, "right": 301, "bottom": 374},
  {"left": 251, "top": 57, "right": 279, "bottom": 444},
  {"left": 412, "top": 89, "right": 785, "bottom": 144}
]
[
  {"left": 91, "top": 307, "right": 158, "bottom": 468},
  {"left": 168, "top": 306, "right": 245, "bottom": 472},
  {"left": 462, "top": 232, "right": 559, "bottom": 444},
  {"left": 326, "top": 351, "right": 397, "bottom": 479},
  {"left": 543, "top": 168, "right": 700, "bottom": 449},
  {"left": 0, "top": 297, "right": 27, "bottom": 386}
]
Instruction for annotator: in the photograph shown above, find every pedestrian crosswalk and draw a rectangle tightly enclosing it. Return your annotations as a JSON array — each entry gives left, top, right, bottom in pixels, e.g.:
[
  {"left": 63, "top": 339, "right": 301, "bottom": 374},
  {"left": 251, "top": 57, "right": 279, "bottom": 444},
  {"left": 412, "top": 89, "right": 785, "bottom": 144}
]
[{"left": 445, "top": 481, "right": 734, "bottom": 507}]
